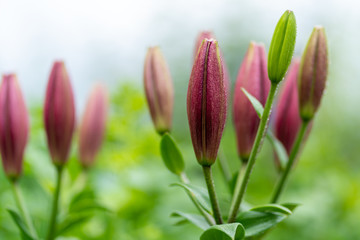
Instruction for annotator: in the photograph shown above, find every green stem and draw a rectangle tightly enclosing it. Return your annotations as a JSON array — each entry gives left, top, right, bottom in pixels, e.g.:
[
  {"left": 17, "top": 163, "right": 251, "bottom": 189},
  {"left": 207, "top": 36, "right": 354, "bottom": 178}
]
[
  {"left": 202, "top": 166, "right": 223, "bottom": 224},
  {"left": 228, "top": 162, "right": 247, "bottom": 214},
  {"left": 46, "top": 166, "right": 64, "bottom": 240},
  {"left": 179, "top": 172, "right": 215, "bottom": 225},
  {"left": 270, "top": 120, "right": 309, "bottom": 203},
  {"left": 228, "top": 82, "right": 278, "bottom": 223},
  {"left": 10, "top": 180, "right": 38, "bottom": 238}
]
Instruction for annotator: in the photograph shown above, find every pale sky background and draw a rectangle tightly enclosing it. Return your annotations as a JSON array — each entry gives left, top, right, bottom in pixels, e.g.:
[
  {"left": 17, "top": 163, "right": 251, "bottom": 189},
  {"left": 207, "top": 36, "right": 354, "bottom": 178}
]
[{"left": 0, "top": 0, "right": 358, "bottom": 115}]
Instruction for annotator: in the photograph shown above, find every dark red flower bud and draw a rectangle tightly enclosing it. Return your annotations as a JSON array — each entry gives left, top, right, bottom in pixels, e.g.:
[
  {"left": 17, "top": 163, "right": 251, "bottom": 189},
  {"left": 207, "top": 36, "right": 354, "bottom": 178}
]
[
  {"left": 233, "top": 42, "right": 270, "bottom": 161},
  {"left": 298, "top": 26, "right": 328, "bottom": 121},
  {"left": 274, "top": 59, "right": 301, "bottom": 154},
  {"left": 144, "top": 47, "right": 174, "bottom": 135},
  {"left": 194, "top": 31, "right": 215, "bottom": 60},
  {"left": 0, "top": 74, "right": 29, "bottom": 180},
  {"left": 44, "top": 61, "right": 75, "bottom": 166},
  {"left": 187, "top": 39, "right": 228, "bottom": 166},
  {"left": 78, "top": 84, "right": 108, "bottom": 168}
]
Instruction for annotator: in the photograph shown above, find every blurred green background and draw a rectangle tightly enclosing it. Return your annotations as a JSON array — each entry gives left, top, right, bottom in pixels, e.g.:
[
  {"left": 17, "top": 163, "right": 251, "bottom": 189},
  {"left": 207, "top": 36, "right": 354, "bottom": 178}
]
[{"left": 1, "top": 0, "right": 360, "bottom": 239}]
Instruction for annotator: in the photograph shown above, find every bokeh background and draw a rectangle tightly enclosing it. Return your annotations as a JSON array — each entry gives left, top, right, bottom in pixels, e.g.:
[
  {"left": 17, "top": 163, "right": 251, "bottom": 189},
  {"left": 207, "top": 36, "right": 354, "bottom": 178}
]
[{"left": 0, "top": 0, "right": 359, "bottom": 239}]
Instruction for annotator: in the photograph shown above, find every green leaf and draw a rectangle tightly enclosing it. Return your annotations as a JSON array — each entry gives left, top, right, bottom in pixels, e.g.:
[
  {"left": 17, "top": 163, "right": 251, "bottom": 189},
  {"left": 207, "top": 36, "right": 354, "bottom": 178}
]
[
  {"left": 171, "top": 211, "right": 210, "bottom": 230},
  {"left": 56, "top": 213, "right": 93, "bottom": 236},
  {"left": 7, "top": 209, "right": 36, "bottom": 240},
  {"left": 160, "top": 133, "right": 185, "bottom": 175},
  {"left": 266, "top": 131, "right": 288, "bottom": 171},
  {"left": 249, "top": 204, "right": 292, "bottom": 215},
  {"left": 268, "top": 10, "right": 297, "bottom": 83},
  {"left": 241, "top": 88, "right": 264, "bottom": 118},
  {"left": 171, "top": 183, "right": 211, "bottom": 213},
  {"left": 200, "top": 223, "right": 245, "bottom": 240},
  {"left": 281, "top": 202, "right": 300, "bottom": 212},
  {"left": 236, "top": 205, "right": 294, "bottom": 237}
]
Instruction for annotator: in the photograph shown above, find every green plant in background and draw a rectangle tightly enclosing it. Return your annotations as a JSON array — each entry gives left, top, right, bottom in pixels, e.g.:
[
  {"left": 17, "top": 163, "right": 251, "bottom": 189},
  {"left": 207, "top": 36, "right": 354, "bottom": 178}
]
[{"left": 148, "top": 10, "right": 329, "bottom": 239}]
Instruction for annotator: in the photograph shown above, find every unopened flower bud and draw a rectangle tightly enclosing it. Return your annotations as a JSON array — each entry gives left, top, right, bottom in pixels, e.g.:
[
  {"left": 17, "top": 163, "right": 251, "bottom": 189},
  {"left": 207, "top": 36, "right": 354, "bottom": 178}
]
[
  {"left": 0, "top": 74, "right": 29, "bottom": 180},
  {"left": 274, "top": 59, "right": 301, "bottom": 154},
  {"left": 194, "top": 32, "right": 231, "bottom": 101},
  {"left": 268, "top": 10, "right": 297, "bottom": 83},
  {"left": 233, "top": 42, "right": 270, "bottom": 162},
  {"left": 78, "top": 84, "right": 108, "bottom": 168},
  {"left": 144, "top": 47, "right": 174, "bottom": 135},
  {"left": 298, "top": 26, "right": 328, "bottom": 121},
  {"left": 44, "top": 61, "right": 75, "bottom": 166},
  {"left": 187, "top": 39, "right": 228, "bottom": 166},
  {"left": 194, "top": 31, "right": 215, "bottom": 60}
]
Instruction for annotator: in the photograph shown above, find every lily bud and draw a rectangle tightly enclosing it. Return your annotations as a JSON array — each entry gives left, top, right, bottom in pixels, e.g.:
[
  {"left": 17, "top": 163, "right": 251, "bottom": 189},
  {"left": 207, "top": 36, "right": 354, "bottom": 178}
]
[
  {"left": 268, "top": 10, "right": 297, "bottom": 83},
  {"left": 187, "top": 39, "right": 228, "bottom": 166},
  {"left": 78, "top": 84, "right": 108, "bottom": 168},
  {"left": 233, "top": 42, "right": 270, "bottom": 162},
  {"left": 298, "top": 26, "right": 328, "bottom": 121},
  {"left": 194, "top": 32, "right": 231, "bottom": 105},
  {"left": 274, "top": 59, "right": 301, "bottom": 154},
  {"left": 144, "top": 47, "right": 174, "bottom": 135},
  {"left": 194, "top": 31, "right": 215, "bottom": 60},
  {"left": 0, "top": 74, "right": 29, "bottom": 180},
  {"left": 44, "top": 61, "right": 75, "bottom": 166}
]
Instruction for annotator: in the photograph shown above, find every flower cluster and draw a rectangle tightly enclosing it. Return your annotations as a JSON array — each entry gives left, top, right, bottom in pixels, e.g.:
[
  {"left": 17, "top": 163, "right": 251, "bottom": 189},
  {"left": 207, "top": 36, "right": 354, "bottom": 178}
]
[
  {"left": 0, "top": 62, "right": 108, "bottom": 239},
  {"left": 145, "top": 10, "right": 328, "bottom": 238}
]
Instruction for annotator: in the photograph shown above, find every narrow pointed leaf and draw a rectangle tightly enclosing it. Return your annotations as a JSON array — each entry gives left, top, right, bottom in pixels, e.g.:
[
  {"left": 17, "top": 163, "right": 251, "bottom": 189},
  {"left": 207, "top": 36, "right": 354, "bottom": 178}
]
[
  {"left": 241, "top": 88, "right": 264, "bottom": 118},
  {"left": 160, "top": 133, "right": 185, "bottom": 175},
  {"left": 249, "top": 204, "right": 292, "bottom": 215},
  {"left": 200, "top": 223, "right": 245, "bottom": 240},
  {"left": 171, "top": 211, "right": 210, "bottom": 230},
  {"left": 171, "top": 183, "right": 211, "bottom": 213},
  {"left": 266, "top": 131, "right": 288, "bottom": 171},
  {"left": 56, "top": 213, "right": 92, "bottom": 236},
  {"left": 236, "top": 204, "right": 294, "bottom": 238},
  {"left": 7, "top": 209, "right": 36, "bottom": 240},
  {"left": 281, "top": 202, "right": 300, "bottom": 212}
]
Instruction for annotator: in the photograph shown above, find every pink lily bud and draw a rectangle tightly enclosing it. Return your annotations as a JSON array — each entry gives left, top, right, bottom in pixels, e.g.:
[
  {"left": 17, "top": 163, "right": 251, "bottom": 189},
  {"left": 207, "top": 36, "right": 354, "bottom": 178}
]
[
  {"left": 298, "top": 26, "right": 328, "bottom": 121},
  {"left": 0, "top": 74, "right": 29, "bottom": 180},
  {"left": 274, "top": 59, "right": 301, "bottom": 154},
  {"left": 44, "top": 61, "right": 75, "bottom": 166},
  {"left": 194, "top": 32, "right": 231, "bottom": 105},
  {"left": 78, "top": 84, "right": 108, "bottom": 168},
  {"left": 144, "top": 47, "right": 174, "bottom": 135},
  {"left": 233, "top": 42, "right": 270, "bottom": 162},
  {"left": 194, "top": 31, "right": 215, "bottom": 60},
  {"left": 187, "top": 39, "right": 228, "bottom": 166}
]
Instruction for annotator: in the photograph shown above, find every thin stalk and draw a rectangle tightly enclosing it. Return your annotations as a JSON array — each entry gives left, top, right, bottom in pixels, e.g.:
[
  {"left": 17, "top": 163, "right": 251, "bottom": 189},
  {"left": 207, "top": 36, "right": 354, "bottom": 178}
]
[
  {"left": 228, "top": 82, "right": 278, "bottom": 223},
  {"left": 46, "top": 166, "right": 64, "bottom": 240},
  {"left": 202, "top": 166, "right": 223, "bottom": 224},
  {"left": 10, "top": 180, "right": 37, "bottom": 238},
  {"left": 217, "top": 149, "right": 232, "bottom": 183},
  {"left": 270, "top": 120, "right": 309, "bottom": 203},
  {"left": 179, "top": 172, "right": 215, "bottom": 225},
  {"left": 228, "top": 162, "right": 247, "bottom": 212}
]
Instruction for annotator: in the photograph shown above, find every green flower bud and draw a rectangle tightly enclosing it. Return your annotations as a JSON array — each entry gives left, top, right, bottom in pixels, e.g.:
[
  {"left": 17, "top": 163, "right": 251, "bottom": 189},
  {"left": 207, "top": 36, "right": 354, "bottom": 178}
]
[
  {"left": 298, "top": 26, "right": 328, "bottom": 121},
  {"left": 268, "top": 10, "right": 297, "bottom": 83}
]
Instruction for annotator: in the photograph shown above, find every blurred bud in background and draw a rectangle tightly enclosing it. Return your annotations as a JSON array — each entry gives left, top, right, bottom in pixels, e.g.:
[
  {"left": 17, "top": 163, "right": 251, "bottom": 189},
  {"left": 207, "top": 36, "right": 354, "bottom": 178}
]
[
  {"left": 187, "top": 39, "right": 228, "bottom": 166},
  {"left": 233, "top": 42, "right": 270, "bottom": 162},
  {"left": 44, "top": 61, "right": 75, "bottom": 166},
  {"left": 78, "top": 84, "right": 108, "bottom": 169},
  {"left": 274, "top": 59, "right": 301, "bottom": 155},
  {"left": 298, "top": 26, "right": 328, "bottom": 121},
  {"left": 268, "top": 10, "right": 297, "bottom": 83},
  {"left": 144, "top": 47, "right": 174, "bottom": 135},
  {"left": 0, "top": 74, "right": 29, "bottom": 180}
]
